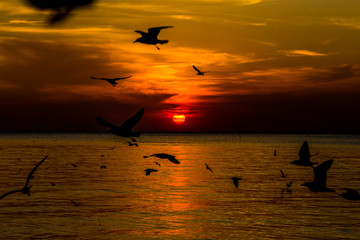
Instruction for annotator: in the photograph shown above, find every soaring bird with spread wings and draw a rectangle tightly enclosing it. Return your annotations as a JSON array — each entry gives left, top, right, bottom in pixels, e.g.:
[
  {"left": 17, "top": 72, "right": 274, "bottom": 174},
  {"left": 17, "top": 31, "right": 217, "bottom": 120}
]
[
  {"left": 133, "top": 26, "right": 173, "bottom": 50},
  {"left": 192, "top": 65, "right": 208, "bottom": 75},
  {"left": 301, "top": 159, "right": 335, "bottom": 192},
  {"left": 90, "top": 76, "right": 132, "bottom": 87}
]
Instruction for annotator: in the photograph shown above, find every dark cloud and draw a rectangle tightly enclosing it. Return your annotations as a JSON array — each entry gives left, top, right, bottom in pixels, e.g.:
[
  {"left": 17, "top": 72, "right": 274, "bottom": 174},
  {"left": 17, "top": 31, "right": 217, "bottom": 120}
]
[{"left": 304, "top": 64, "right": 357, "bottom": 83}]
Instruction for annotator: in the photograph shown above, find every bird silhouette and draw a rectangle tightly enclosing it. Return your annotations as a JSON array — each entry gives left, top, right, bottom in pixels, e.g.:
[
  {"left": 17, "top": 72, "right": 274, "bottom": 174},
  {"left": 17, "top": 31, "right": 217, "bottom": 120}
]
[
  {"left": 280, "top": 169, "right": 287, "bottom": 178},
  {"left": 70, "top": 163, "right": 77, "bottom": 168},
  {"left": 301, "top": 159, "right": 335, "bottom": 192},
  {"left": 144, "top": 169, "right": 158, "bottom": 176},
  {"left": 71, "top": 200, "right": 81, "bottom": 206},
  {"left": 0, "top": 156, "right": 48, "bottom": 200},
  {"left": 143, "top": 153, "right": 180, "bottom": 164},
  {"left": 340, "top": 188, "right": 360, "bottom": 200},
  {"left": 90, "top": 76, "right": 132, "bottom": 87},
  {"left": 205, "top": 163, "right": 214, "bottom": 173},
  {"left": 154, "top": 161, "right": 161, "bottom": 167},
  {"left": 286, "top": 181, "right": 293, "bottom": 188},
  {"left": 133, "top": 26, "right": 173, "bottom": 50},
  {"left": 51, "top": 182, "right": 56, "bottom": 187},
  {"left": 127, "top": 142, "right": 138, "bottom": 147},
  {"left": 26, "top": 0, "right": 95, "bottom": 24},
  {"left": 232, "top": 177, "right": 242, "bottom": 188},
  {"left": 192, "top": 65, "right": 208, "bottom": 75},
  {"left": 100, "top": 165, "right": 107, "bottom": 169},
  {"left": 291, "top": 141, "right": 318, "bottom": 166},
  {"left": 274, "top": 149, "right": 277, "bottom": 156},
  {"left": 96, "top": 108, "right": 144, "bottom": 138}
]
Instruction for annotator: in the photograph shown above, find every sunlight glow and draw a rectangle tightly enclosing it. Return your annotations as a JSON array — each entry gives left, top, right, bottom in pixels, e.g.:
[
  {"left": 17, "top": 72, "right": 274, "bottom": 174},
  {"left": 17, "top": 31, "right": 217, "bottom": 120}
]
[{"left": 173, "top": 114, "right": 186, "bottom": 125}]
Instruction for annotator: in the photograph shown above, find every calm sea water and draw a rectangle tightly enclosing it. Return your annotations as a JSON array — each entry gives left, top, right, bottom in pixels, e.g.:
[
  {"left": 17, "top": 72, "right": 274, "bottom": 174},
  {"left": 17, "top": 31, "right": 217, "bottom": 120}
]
[{"left": 0, "top": 133, "right": 360, "bottom": 240}]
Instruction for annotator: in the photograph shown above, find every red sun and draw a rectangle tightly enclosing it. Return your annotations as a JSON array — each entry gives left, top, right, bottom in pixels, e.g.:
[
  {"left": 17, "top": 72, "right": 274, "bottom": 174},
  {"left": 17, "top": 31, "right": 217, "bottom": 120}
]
[{"left": 172, "top": 114, "right": 186, "bottom": 125}]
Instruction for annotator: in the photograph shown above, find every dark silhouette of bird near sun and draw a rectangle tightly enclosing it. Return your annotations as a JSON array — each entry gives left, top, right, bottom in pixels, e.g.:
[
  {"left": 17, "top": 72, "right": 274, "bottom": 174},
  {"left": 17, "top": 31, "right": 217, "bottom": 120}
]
[
  {"left": 71, "top": 199, "right": 81, "bottom": 206},
  {"left": 280, "top": 169, "right": 287, "bottom": 178},
  {"left": 133, "top": 26, "right": 173, "bottom": 50},
  {"left": 192, "top": 65, "right": 208, "bottom": 75},
  {"left": 232, "top": 177, "right": 242, "bottom": 189},
  {"left": 25, "top": 0, "right": 95, "bottom": 24},
  {"left": 301, "top": 159, "right": 335, "bottom": 192},
  {"left": 143, "top": 153, "right": 180, "bottom": 164},
  {"left": 205, "top": 163, "right": 214, "bottom": 173},
  {"left": 70, "top": 163, "right": 77, "bottom": 168},
  {"left": 0, "top": 155, "right": 48, "bottom": 200},
  {"left": 291, "top": 141, "right": 319, "bottom": 166},
  {"left": 90, "top": 76, "right": 132, "bottom": 87},
  {"left": 96, "top": 108, "right": 144, "bottom": 138},
  {"left": 127, "top": 142, "right": 138, "bottom": 147},
  {"left": 144, "top": 169, "right": 158, "bottom": 176},
  {"left": 340, "top": 188, "right": 360, "bottom": 200},
  {"left": 154, "top": 161, "right": 161, "bottom": 167}
]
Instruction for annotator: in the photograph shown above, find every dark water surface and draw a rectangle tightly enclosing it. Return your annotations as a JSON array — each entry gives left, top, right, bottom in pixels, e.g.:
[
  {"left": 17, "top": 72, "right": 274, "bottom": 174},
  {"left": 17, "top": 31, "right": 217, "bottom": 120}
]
[{"left": 0, "top": 133, "right": 360, "bottom": 239}]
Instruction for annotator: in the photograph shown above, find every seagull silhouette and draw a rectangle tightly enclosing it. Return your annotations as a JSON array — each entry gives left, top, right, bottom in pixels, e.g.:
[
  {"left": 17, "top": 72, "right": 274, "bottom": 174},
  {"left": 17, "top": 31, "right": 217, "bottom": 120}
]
[
  {"left": 70, "top": 163, "right": 77, "bottom": 168},
  {"left": 280, "top": 169, "right": 287, "bottom": 178},
  {"left": 143, "top": 153, "right": 180, "bottom": 164},
  {"left": 96, "top": 108, "right": 144, "bottom": 138},
  {"left": 0, "top": 156, "right": 48, "bottom": 200},
  {"left": 133, "top": 26, "right": 173, "bottom": 50},
  {"left": 232, "top": 177, "right": 242, "bottom": 188},
  {"left": 127, "top": 142, "right": 138, "bottom": 147},
  {"left": 340, "top": 188, "right": 360, "bottom": 200},
  {"left": 192, "top": 65, "right": 208, "bottom": 75},
  {"left": 51, "top": 182, "right": 56, "bottom": 187},
  {"left": 154, "top": 161, "right": 161, "bottom": 167},
  {"left": 144, "top": 169, "right": 158, "bottom": 176},
  {"left": 90, "top": 76, "right": 132, "bottom": 87},
  {"left": 274, "top": 149, "right": 277, "bottom": 156},
  {"left": 71, "top": 200, "right": 81, "bottom": 206},
  {"left": 205, "top": 163, "right": 214, "bottom": 173},
  {"left": 286, "top": 181, "right": 293, "bottom": 188},
  {"left": 301, "top": 159, "right": 335, "bottom": 192},
  {"left": 100, "top": 165, "right": 107, "bottom": 169},
  {"left": 291, "top": 141, "right": 318, "bottom": 166}
]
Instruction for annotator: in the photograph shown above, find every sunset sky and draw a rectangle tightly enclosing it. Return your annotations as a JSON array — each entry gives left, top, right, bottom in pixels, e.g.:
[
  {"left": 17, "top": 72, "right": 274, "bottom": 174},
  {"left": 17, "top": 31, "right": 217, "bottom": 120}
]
[{"left": 0, "top": 0, "right": 360, "bottom": 133}]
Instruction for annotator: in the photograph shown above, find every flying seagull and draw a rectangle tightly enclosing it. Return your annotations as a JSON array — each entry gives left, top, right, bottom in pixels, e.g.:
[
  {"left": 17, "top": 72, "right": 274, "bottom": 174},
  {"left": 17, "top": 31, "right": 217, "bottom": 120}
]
[
  {"left": 205, "top": 163, "right": 214, "bottom": 173},
  {"left": 133, "top": 26, "right": 173, "bottom": 50},
  {"left": 0, "top": 156, "right": 48, "bottom": 200},
  {"left": 274, "top": 149, "right": 277, "bottom": 156},
  {"left": 291, "top": 141, "right": 318, "bottom": 166},
  {"left": 143, "top": 153, "right": 180, "bottom": 164},
  {"left": 26, "top": 0, "right": 95, "bottom": 24},
  {"left": 96, "top": 108, "right": 144, "bottom": 138},
  {"left": 301, "top": 159, "right": 335, "bottom": 192},
  {"left": 144, "top": 169, "right": 158, "bottom": 176},
  {"left": 192, "top": 65, "right": 208, "bottom": 75},
  {"left": 340, "top": 188, "right": 360, "bottom": 200},
  {"left": 232, "top": 177, "right": 242, "bottom": 189},
  {"left": 280, "top": 169, "right": 287, "bottom": 178},
  {"left": 154, "top": 161, "right": 161, "bottom": 167},
  {"left": 90, "top": 76, "right": 132, "bottom": 87},
  {"left": 100, "top": 165, "right": 107, "bottom": 169},
  {"left": 71, "top": 200, "right": 81, "bottom": 206},
  {"left": 127, "top": 142, "right": 138, "bottom": 147},
  {"left": 70, "top": 163, "right": 77, "bottom": 168}
]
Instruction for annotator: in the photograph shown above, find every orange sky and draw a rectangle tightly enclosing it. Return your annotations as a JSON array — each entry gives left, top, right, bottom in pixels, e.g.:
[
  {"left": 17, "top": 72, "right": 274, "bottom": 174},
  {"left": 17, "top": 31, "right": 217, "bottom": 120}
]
[{"left": 0, "top": 0, "right": 360, "bottom": 133}]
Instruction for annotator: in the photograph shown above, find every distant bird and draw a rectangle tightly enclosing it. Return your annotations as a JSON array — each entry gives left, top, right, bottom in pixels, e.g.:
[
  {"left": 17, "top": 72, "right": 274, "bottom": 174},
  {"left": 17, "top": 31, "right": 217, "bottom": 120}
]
[
  {"left": 127, "top": 142, "right": 138, "bottom": 147},
  {"left": 0, "top": 156, "right": 48, "bottom": 200},
  {"left": 280, "top": 169, "right": 287, "bottom": 178},
  {"left": 192, "top": 65, "right": 208, "bottom": 75},
  {"left": 51, "top": 182, "right": 56, "bottom": 187},
  {"left": 129, "top": 137, "right": 137, "bottom": 142},
  {"left": 133, "top": 26, "right": 173, "bottom": 50},
  {"left": 340, "top": 188, "right": 360, "bottom": 200},
  {"left": 274, "top": 149, "right": 277, "bottom": 156},
  {"left": 70, "top": 163, "right": 77, "bottom": 168},
  {"left": 205, "top": 163, "right": 214, "bottom": 173},
  {"left": 100, "top": 165, "right": 107, "bottom": 169},
  {"left": 144, "top": 169, "right": 158, "bottom": 176},
  {"left": 286, "top": 181, "right": 293, "bottom": 188},
  {"left": 96, "top": 108, "right": 144, "bottom": 138},
  {"left": 291, "top": 141, "right": 318, "bottom": 166},
  {"left": 26, "top": 0, "right": 95, "bottom": 24},
  {"left": 143, "top": 153, "right": 180, "bottom": 164},
  {"left": 90, "top": 76, "right": 132, "bottom": 87},
  {"left": 154, "top": 161, "right": 161, "bottom": 167},
  {"left": 71, "top": 200, "right": 80, "bottom": 206},
  {"left": 301, "top": 159, "right": 335, "bottom": 192},
  {"left": 232, "top": 177, "right": 242, "bottom": 188}
]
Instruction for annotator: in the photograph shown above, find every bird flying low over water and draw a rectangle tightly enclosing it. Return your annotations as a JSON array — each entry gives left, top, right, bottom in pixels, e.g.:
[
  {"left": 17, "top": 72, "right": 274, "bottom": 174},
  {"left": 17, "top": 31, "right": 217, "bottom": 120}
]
[
  {"left": 133, "top": 26, "right": 173, "bottom": 50},
  {"left": 301, "top": 159, "right": 335, "bottom": 192},
  {"left": 154, "top": 161, "right": 161, "bottom": 167},
  {"left": 340, "top": 188, "right": 360, "bottom": 200},
  {"left": 96, "top": 108, "right": 144, "bottom": 138},
  {"left": 232, "top": 177, "right": 242, "bottom": 188},
  {"left": 90, "top": 76, "right": 132, "bottom": 87},
  {"left": 144, "top": 169, "right": 158, "bottom": 176},
  {"left": 291, "top": 141, "right": 318, "bottom": 166},
  {"left": 0, "top": 156, "right": 48, "bottom": 200},
  {"left": 143, "top": 153, "right": 180, "bottom": 164},
  {"left": 127, "top": 142, "right": 138, "bottom": 147},
  {"left": 192, "top": 65, "right": 208, "bottom": 75},
  {"left": 205, "top": 163, "right": 214, "bottom": 173},
  {"left": 280, "top": 169, "right": 287, "bottom": 178},
  {"left": 71, "top": 200, "right": 81, "bottom": 206}
]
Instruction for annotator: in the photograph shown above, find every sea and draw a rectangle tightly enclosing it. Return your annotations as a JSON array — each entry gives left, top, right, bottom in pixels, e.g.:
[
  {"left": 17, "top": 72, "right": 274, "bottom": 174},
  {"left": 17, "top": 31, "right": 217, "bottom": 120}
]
[{"left": 0, "top": 133, "right": 360, "bottom": 240}]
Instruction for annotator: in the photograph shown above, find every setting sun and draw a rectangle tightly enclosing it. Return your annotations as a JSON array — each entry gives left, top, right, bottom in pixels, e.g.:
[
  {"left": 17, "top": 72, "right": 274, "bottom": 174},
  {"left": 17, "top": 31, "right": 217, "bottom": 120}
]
[{"left": 172, "top": 114, "right": 186, "bottom": 125}]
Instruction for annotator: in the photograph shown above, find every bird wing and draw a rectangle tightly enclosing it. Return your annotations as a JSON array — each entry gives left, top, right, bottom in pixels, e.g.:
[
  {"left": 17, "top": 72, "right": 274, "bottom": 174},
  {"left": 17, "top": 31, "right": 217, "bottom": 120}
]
[
  {"left": 280, "top": 169, "right": 285, "bottom": 177},
  {"left": 299, "top": 141, "right": 311, "bottom": 160},
  {"left": 148, "top": 26, "right": 173, "bottom": 37},
  {"left": 313, "top": 159, "right": 333, "bottom": 188},
  {"left": 25, "top": 155, "right": 48, "bottom": 187},
  {"left": 120, "top": 108, "right": 144, "bottom": 131},
  {"left": 96, "top": 116, "right": 117, "bottom": 129},
  {"left": 343, "top": 188, "right": 358, "bottom": 195},
  {"left": 232, "top": 178, "right": 239, "bottom": 188},
  {"left": 192, "top": 65, "right": 201, "bottom": 73},
  {"left": 135, "top": 30, "right": 147, "bottom": 37},
  {"left": 0, "top": 189, "right": 22, "bottom": 199},
  {"left": 112, "top": 76, "right": 132, "bottom": 80}
]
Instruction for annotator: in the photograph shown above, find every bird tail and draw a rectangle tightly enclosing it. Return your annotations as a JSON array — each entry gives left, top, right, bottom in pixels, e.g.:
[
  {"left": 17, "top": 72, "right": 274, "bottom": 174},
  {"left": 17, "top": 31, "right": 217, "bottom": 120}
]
[
  {"left": 143, "top": 156, "right": 149, "bottom": 158},
  {"left": 158, "top": 40, "right": 168, "bottom": 45}
]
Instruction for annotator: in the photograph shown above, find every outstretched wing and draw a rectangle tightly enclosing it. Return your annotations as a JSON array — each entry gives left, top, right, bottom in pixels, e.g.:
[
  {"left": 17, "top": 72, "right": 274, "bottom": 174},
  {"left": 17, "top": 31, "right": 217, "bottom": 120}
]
[
  {"left": 343, "top": 188, "right": 359, "bottom": 195},
  {"left": 299, "top": 141, "right": 310, "bottom": 160},
  {"left": 0, "top": 189, "right": 22, "bottom": 200},
  {"left": 96, "top": 116, "right": 117, "bottom": 129},
  {"left": 135, "top": 30, "right": 147, "bottom": 37},
  {"left": 112, "top": 76, "right": 132, "bottom": 80},
  {"left": 148, "top": 26, "right": 173, "bottom": 37},
  {"left": 121, "top": 108, "right": 144, "bottom": 131},
  {"left": 25, "top": 155, "right": 48, "bottom": 187},
  {"left": 313, "top": 159, "right": 333, "bottom": 188},
  {"left": 192, "top": 65, "right": 201, "bottom": 73}
]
